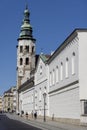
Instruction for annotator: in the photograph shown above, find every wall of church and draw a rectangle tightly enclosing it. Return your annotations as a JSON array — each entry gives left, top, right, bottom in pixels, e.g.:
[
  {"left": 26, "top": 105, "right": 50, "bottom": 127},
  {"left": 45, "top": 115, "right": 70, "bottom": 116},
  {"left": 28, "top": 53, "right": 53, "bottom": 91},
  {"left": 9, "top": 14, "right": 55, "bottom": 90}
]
[
  {"left": 48, "top": 35, "right": 80, "bottom": 120},
  {"left": 49, "top": 84, "right": 80, "bottom": 119},
  {"left": 35, "top": 58, "right": 49, "bottom": 116},
  {"left": 49, "top": 36, "right": 79, "bottom": 93},
  {"left": 78, "top": 32, "right": 87, "bottom": 100},
  {"left": 19, "top": 87, "right": 34, "bottom": 114},
  {"left": 17, "top": 39, "right": 35, "bottom": 87}
]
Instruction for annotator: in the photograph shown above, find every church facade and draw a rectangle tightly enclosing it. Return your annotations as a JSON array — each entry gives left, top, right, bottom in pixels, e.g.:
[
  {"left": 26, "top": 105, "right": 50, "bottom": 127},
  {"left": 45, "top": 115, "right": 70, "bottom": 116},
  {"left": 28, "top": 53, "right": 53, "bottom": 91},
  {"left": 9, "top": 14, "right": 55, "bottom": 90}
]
[{"left": 16, "top": 6, "right": 87, "bottom": 124}]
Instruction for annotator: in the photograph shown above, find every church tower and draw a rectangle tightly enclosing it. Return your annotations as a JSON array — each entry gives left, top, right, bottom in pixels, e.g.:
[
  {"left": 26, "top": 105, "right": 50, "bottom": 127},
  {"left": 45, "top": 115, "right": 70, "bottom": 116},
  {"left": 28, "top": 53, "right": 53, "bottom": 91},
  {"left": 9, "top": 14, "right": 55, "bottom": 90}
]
[{"left": 17, "top": 5, "right": 36, "bottom": 89}]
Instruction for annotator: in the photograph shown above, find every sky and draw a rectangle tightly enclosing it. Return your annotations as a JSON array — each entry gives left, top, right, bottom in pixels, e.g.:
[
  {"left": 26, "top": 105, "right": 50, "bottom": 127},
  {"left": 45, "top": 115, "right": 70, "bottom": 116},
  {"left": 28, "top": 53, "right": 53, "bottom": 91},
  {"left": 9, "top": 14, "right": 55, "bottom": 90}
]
[{"left": 0, "top": 0, "right": 87, "bottom": 95}]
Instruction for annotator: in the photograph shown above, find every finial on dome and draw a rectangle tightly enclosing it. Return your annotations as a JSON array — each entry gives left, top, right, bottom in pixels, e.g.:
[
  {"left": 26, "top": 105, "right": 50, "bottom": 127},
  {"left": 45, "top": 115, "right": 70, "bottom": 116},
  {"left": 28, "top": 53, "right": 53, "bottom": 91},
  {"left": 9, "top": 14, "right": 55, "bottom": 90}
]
[{"left": 25, "top": 0, "right": 28, "bottom": 10}]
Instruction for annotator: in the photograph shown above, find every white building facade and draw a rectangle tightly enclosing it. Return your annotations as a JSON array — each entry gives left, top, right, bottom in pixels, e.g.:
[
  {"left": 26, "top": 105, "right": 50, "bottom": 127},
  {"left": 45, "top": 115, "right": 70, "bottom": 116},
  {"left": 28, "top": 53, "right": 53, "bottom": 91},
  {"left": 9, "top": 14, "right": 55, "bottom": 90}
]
[
  {"left": 18, "top": 80, "right": 34, "bottom": 114},
  {"left": 16, "top": 5, "right": 87, "bottom": 125},
  {"left": 48, "top": 29, "right": 87, "bottom": 124},
  {"left": 35, "top": 54, "right": 49, "bottom": 116}
]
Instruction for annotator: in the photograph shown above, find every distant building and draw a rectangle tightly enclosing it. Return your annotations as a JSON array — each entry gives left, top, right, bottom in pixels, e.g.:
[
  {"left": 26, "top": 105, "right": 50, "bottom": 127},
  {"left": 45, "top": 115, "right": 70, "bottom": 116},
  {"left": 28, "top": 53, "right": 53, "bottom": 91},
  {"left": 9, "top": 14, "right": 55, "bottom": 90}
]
[
  {"left": 3, "top": 86, "right": 17, "bottom": 112},
  {"left": 0, "top": 96, "right": 2, "bottom": 112}
]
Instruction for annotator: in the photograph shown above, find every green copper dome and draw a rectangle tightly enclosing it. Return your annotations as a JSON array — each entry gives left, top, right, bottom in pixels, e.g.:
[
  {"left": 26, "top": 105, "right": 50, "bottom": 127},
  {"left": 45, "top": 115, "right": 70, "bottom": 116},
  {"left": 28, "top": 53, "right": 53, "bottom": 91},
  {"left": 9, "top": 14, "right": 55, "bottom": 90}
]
[{"left": 18, "top": 6, "right": 35, "bottom": 41}]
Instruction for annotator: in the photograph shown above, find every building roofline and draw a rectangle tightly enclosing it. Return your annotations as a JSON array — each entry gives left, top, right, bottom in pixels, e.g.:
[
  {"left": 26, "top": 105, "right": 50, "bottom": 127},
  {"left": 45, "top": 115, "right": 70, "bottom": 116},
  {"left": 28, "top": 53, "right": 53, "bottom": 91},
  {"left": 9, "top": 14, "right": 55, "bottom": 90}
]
[{"left": 47, "top": 28, "right": 87, "bottom": 64}]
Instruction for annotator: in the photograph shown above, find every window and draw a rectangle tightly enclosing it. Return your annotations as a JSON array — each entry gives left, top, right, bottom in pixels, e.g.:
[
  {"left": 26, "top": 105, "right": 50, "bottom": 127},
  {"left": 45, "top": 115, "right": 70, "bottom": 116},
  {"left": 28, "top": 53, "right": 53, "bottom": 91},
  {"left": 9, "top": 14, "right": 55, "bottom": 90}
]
[
  {"left": 25, "top": 58, "right": 29, "bottom": 65},
  {"left": 32, "top": 46, "right": 34, "bottom": 53},
  {"left": 53, "top": 69, "right": 55, "bottom": 85},
  {"left": 72, "top": 52, "right": 75, "bottom": 75},
  {"left": 25, "top": 46, "right": 29, "bottom": 53},
  {"left": 39, "top": 88, "right": 41, "bottom": 101},
  {"left": 65, "top": 58, "right": 69, "bottom": 78},
  {"left": 60, "top": 62, "right": 63, "bottom": 81},
  {"left": 44, "top": 87, "right": 46, "bottom": 93},
  {"left": 40, "top": 65, "right": 42, "bottom": 75},
  {"left": 56, "top": 66, "right": 59, "bottom": 83},
  {"left": 20, "top": 46, "right": 23, "bottom": 53},
  {"left": 35, "top": 91, "right": 37, "bottom": 98},
  {"left": 20, "top": 58, "right": 23, "bottom": 65},
  {"left": 50, "top": 72, "right": 52, "bottom": 86},
  {"left": 84, "top": 101, "right": 87, "bottom": 114}
]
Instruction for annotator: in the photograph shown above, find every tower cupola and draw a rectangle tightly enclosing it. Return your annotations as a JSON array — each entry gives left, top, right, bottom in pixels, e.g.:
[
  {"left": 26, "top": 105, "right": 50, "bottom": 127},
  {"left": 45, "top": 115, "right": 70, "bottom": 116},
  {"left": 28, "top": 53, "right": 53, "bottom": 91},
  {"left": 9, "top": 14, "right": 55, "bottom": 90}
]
[{"left": 18, "top": 6, "right": 35, "bottom": 41}]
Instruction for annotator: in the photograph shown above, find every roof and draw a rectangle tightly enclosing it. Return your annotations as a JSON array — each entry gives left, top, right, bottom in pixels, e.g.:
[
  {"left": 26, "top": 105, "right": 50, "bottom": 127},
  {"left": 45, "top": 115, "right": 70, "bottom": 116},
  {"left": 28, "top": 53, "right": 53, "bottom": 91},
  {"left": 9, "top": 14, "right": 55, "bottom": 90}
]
[
  {"left": 18, "top": 77, "right": 34, "bottom": 92},
  {"left": 40, "top": 54, "right": 50, "bottom": 63},
  {"left": 4, "top": 88, "right": 12, "bottom": 94},
  {"left": 47, "top": 28, "right": 87, "bottom": 64}
]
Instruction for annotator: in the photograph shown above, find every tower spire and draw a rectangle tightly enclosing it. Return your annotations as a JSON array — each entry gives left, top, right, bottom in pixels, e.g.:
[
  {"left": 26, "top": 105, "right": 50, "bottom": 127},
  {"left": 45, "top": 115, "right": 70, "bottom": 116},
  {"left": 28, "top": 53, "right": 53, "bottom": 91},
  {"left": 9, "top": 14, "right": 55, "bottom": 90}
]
[{"left": 18, "top": 5, "right": 35, "bottom": 41}]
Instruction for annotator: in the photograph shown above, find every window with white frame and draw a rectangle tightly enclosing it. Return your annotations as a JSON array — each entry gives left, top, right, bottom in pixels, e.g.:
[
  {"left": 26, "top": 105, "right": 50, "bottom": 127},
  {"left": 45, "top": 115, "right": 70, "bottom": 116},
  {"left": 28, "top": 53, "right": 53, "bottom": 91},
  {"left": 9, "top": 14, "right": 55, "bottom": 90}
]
[
  {"left": 50, "top": 72, "right": 52, "bottom": 86},
  {"left": 39, "top": 88, "right": 41, "bottom": 101},
  {"left": 72, "top": 52, "right": 75, "bottom": 75},
  {"left": 60, "top": 62, "right": 63, "bottom": 81},
  {"left": 65, "top": 58, "right": 69, "bottom": 78},
  {"left": 56, "top": 66, "right": 59, "bottom": 83},
  {"left": 53, "top": 69, "right": 55, "bottom": 85}
]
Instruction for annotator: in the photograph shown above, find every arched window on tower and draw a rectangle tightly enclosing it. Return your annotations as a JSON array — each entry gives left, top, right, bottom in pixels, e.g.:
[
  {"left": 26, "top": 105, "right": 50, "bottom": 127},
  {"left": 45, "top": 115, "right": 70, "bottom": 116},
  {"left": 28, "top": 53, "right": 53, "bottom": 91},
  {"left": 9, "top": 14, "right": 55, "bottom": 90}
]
[
  {"left": 20, "top": 46, "right": 23, "bottom": 53},
  {"left": 20, "top": 58, "right": 23, "bottom": 65},
  {"left": 25, "top": 45, "right": 29, "bottom": 53},
  {"left": 25, "top": 57, "right": 29, "bottom": 65},
  {"left": 32, "top": 46, "right": 34, "bottom": 53}
]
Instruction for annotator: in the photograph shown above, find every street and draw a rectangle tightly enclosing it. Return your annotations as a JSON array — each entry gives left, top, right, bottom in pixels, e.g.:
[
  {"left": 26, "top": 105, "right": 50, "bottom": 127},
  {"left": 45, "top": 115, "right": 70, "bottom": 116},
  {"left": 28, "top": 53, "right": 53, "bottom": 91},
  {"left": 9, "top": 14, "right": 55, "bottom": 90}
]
[
  {"left": 0, "top": 114, "right": 41, "bottom": 130},
  {"left": 0, "top": 113, "right": 87, "bottom": 130}
]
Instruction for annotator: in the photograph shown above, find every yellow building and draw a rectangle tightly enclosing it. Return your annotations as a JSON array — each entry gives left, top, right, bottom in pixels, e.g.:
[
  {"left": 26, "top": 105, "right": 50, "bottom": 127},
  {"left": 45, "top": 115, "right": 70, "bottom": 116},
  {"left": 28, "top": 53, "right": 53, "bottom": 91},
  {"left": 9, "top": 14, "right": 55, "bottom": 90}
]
[{"left": 3, "top": 86, "right": 16, "bottom": 112}]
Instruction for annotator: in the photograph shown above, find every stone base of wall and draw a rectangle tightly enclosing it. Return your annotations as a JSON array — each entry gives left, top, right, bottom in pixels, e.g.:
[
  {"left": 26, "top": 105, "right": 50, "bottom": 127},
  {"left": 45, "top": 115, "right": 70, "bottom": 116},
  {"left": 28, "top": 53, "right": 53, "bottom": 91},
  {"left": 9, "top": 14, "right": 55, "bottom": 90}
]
[
  {"left": 23, "top": 114, "right": 81, "bottom": 125},
  {"left": 80, "top": 115, "right": 87, "bottom": 125},
  {"left": 32, "top": 115, "right": 80, "bottom": 125},
  {"left": 50, "top": 117, "right": 80, "bottom": 125}
]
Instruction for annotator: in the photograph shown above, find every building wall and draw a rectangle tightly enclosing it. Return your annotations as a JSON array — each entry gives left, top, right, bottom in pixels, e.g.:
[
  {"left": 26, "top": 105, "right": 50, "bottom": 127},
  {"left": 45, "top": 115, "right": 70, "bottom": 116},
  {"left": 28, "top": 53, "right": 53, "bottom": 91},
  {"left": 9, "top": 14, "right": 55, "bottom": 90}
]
[
  {"left": 49, "top": 84, "right": 80, "bottom": 119},
  {"left": 35, "top": 57, "right": 49, "bottom": 116},
  {"left": 0, "top": 96, "right": 2, "bottom": 111},
  {"left": 19, "top": 87, "right": 34, "bottom": 114},
  {"left": 78, "top": 32, "right": 87, "bottom": 100},
  {"left": 48, "top": 35, "right": 80, "bottom": 120},
  {"left": 17, "top": 39, "right": 35, "bottom": 87}
]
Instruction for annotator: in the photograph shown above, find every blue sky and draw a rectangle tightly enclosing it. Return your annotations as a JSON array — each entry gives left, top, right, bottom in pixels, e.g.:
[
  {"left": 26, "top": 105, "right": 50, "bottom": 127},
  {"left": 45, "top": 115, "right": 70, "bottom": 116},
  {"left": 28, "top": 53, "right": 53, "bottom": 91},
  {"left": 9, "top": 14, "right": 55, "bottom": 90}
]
[{"left": 0, "top": 0, "right": 87, "bottom": 95}]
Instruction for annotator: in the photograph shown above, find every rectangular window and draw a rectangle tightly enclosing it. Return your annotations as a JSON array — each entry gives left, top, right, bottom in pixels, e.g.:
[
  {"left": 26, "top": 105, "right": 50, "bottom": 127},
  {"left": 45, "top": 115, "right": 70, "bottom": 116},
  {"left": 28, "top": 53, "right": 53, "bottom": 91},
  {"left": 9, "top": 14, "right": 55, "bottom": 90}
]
[
  {"left": 39, "top": 88, "right": 41, "bottom": 101},
  {"left": 72, "top": 53, "right": 75, "bottom": 75},
  {"left": 25, "top": 46, "right": 29, "bottom": 52},
  {"left": 56, "top": 66, "right": 59, "bottom": 83},
  {"left": 40, "top": 65, "right": 42, "bottom": 75},
  {"left": 20, "top": 46, "right": 23, "bottom": 53},
  {"left": 84, "top": 101, "right": 87, "bottom": 114},
  {"left": 60, "top": 62, "right": 63, "bottom": 81},
  {"left": 50, "top": 72, "right": 52, "bottom": 86},
  {"left": 53, "top": 69, "right": 55, "bottom": 85},
  {"left": 65, "top": 58, "right": 69, "bottom": 78}
]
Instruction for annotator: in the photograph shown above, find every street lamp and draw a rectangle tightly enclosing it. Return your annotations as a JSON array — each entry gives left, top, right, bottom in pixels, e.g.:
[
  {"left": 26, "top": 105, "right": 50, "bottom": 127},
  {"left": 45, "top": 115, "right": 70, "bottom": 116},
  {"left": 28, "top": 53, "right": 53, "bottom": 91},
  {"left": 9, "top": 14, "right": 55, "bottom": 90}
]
[{"left": 43, "top": 92, "right": 46, "bottom": 122}]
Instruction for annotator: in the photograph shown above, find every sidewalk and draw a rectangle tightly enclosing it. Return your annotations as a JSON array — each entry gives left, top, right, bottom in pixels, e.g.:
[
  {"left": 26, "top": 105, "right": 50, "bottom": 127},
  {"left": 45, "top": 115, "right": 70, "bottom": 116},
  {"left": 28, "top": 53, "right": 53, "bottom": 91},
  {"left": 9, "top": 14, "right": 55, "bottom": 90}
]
[{"left": 6, "top": 113, "right": 87, "bottom": 130}]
